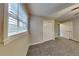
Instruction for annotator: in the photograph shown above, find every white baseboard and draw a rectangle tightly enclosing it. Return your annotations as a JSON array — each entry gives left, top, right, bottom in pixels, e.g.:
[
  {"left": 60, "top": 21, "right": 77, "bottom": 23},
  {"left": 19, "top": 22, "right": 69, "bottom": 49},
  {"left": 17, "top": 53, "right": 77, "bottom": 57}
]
[
  {"left": 29, "top": 41, "right": 45, "bottom": 46},
  {"left": 29, "top": 39, "right": 55, "bottom": 46}
]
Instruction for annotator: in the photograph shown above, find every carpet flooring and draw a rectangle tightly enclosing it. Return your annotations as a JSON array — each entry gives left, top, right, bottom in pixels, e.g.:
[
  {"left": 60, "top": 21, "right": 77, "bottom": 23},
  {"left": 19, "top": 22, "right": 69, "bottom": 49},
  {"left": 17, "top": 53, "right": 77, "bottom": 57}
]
[{"left": 27, "top": 37, "right": 79, "bottom": 56}]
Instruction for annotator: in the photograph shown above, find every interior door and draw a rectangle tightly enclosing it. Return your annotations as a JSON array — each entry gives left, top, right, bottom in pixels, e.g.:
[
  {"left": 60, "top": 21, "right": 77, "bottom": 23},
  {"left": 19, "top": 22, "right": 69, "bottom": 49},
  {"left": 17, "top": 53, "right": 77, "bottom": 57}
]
[{"left": 43, "top": 20, "right": 55, "bottom": 41}]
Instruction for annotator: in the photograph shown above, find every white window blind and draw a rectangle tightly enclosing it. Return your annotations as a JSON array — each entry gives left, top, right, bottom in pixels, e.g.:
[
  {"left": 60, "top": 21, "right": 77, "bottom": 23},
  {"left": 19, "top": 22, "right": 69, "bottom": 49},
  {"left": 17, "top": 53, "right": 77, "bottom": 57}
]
[{"left": 8, "top": 3, "right": 28, "bottom": 36}]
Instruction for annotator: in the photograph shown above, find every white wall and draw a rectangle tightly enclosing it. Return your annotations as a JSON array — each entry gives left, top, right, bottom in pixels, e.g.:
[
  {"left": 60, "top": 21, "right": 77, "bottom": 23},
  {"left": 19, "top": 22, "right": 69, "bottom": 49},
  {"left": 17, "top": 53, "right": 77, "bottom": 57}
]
[
  {"left": 54, "top": 21, "right": 60, "bottom": 37},
  {"left": 0, "top": 3, "right": 30, "bottom": 56},
  {"left": 0, "top": 4, "right": 4, "bottom": 43},
  {"left": 30, "top": 16, "right": 56, "bottom": 45},
  {"left": 72, "top": 18, "right": 79, "bottom": 41},
  {"left": 30, "top": 16, "right": 43, "bottom": 45},
  {"left": 0, "top": 32, "right": 29, "bottom": 56},
  {"left": 60, "top": 21, "right": 73, "bottom": 39}
]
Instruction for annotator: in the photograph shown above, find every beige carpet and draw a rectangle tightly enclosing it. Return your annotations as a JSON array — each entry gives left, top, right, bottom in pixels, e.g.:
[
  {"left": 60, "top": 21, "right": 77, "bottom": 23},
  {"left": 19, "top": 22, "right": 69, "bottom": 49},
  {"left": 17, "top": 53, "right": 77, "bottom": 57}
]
[{"left": 27, "top": 37, "right": 79, "bottom": 56}]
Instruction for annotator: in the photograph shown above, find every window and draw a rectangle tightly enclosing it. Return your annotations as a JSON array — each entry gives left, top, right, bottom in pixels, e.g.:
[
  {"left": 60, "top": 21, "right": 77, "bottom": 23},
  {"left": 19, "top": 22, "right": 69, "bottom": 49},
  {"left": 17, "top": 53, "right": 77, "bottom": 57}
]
[{"left": 8, "top": 3, "right": 28, "bottom": 36}]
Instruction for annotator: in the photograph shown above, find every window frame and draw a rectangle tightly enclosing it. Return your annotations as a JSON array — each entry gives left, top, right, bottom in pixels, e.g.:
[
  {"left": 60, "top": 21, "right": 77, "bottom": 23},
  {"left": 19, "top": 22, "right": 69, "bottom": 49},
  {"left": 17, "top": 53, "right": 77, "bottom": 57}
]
[{"left": 8, "top": 3, "right": 28, "bottom": 36}]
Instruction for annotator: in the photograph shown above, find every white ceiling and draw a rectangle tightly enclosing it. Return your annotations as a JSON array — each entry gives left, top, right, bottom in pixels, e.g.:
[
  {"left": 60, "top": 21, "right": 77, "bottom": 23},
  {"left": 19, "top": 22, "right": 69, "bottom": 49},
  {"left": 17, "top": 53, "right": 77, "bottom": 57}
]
[
  {"left": 28, "top": 3, "right": 79, "bottom": 21},
  {"left": 53, "top": 4, "right": 79, "bottom": 21},
  {"left": 29, "top": 3, "right": 75, "bottom": 16}
]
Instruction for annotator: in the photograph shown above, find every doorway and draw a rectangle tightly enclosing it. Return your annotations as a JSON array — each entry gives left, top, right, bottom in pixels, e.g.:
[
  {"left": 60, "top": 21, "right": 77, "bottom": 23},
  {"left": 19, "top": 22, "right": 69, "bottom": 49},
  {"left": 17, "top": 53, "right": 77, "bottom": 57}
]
[{"left": 59, "top": 21, "right": 73, "bottom": 40}]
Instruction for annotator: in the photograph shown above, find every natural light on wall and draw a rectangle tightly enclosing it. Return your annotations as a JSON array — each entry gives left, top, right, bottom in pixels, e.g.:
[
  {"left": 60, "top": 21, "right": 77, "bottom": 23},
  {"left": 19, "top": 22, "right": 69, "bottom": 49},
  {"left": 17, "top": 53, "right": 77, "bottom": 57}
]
[{"left": 8, "top": 3, "right": 28, "bottom": 36}]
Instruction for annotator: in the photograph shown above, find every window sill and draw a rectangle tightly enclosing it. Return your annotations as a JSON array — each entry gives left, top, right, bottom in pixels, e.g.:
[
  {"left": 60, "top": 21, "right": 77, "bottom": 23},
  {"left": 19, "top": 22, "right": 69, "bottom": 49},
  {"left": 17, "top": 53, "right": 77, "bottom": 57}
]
[{"left": 8, "top": 30, "right": 27, "bottom": 37}]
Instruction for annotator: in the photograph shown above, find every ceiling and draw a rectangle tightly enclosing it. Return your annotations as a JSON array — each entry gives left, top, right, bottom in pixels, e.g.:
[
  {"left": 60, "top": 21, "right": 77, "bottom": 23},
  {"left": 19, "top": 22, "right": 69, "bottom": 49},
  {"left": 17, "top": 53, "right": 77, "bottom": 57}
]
[
  {"left": 28, "top": 3, "right": 79, "bottom": 21},
  {"left": 53, "top": 3, "right": 79, "bottom": 21},
  {"left": 29, "top": 3, "right": 74, "bottom": 16}
]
